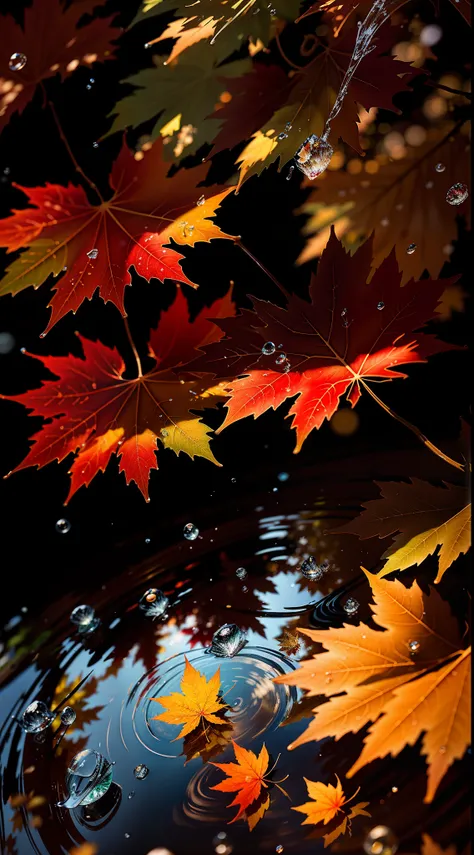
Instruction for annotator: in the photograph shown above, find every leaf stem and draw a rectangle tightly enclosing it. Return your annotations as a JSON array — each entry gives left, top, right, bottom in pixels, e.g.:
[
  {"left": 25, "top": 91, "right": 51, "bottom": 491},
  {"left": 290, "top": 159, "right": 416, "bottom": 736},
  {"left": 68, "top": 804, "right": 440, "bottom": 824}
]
[
  {"left": 45, "top": 90, "right": 104, "bottom": 204},
  {"left": 425, "top": 79, "right": 472, "bottom": 100},
  {"left": 360, "top": 381, "right": 465, "bottom": 472},
  {"left": 236, "top": 240, "right": 292, "bottom": 302},
  {"left": 123, "top": 316, "right": 143, "bottom": 378}
]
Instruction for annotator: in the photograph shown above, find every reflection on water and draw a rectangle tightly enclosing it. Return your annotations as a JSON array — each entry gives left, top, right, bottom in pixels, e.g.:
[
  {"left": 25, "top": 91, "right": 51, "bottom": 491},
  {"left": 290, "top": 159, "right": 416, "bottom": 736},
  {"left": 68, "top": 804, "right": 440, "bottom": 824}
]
[{"left": 0, "top": 495, "right": 469, "bottom": 855}]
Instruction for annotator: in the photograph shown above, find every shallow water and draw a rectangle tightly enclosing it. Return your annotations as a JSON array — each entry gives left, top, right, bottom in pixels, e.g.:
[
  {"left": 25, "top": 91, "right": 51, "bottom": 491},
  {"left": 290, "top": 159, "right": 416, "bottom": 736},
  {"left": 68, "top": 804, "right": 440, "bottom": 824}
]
[{"left": 0, "top": 470, "right": 469, "bottom": 855}]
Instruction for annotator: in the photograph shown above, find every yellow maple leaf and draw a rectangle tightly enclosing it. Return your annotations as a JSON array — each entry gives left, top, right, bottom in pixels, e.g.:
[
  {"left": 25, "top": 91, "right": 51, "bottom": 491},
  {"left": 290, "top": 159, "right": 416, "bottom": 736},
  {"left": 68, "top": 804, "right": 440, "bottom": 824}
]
[
  {"left": 150, "top": 657, "right": 228, "bottom": 739},
  {"left": 294, "top": 776, "right": 371, "bottom": 847}
]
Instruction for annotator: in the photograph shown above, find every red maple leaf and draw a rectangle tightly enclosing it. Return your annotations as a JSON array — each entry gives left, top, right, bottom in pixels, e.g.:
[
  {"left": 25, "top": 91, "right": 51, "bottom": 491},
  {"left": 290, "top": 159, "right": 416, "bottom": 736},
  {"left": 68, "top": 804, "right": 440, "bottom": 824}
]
[
  {"left": 0, "top": 139, "right": 236, "bottom": 332},
  {"left": 0, "top": 0, "right": 120, "bottom": 134},
  {"left": 195, "top": 231, "right": 456, "bottom": 451},
  {"left": 2, "top": 289, "right": 234, "bottom": 501}
]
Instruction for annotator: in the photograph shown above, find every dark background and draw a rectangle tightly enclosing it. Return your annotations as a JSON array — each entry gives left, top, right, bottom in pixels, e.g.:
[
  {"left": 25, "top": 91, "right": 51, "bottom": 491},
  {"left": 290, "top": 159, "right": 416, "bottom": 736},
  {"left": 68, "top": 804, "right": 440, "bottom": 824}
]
[{"left": 0, "top": 0, "right": 470, "bottom": 625}]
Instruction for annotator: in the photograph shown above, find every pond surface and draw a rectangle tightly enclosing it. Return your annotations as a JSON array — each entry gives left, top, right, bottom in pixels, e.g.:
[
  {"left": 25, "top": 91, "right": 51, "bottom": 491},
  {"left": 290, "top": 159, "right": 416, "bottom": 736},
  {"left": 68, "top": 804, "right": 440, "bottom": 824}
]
[{"left": 0, "top": 462, "right": 469, "bottom": 855}]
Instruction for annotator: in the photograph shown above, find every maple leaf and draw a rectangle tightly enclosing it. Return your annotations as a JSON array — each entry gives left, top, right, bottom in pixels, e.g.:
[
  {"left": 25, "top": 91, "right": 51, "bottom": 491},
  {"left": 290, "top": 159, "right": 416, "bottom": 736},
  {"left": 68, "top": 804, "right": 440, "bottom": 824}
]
[
  {"left": 2, "top": 288, "right": 234, "bottom": 501},
  {"left": 70, "top": 845, "right": 98, "bottom": 855},
  {"left": 293, "top": 775, "right": 371, "bottom": 847},
  {"left": 338, "top": 479, "right": 471, "bottom": 583},
  {"left": 234, "top": 26, "right": 420, "bottom": 184},
  {"left": 275, "top": 569, "right": 471, "bottom": 802},
  {"left": 278, "top": 627, "right": 301, "bottom": 655},
  {"left": 195, "top": 231, "right": 455, "bottom": 452},
  {"left": 107, "top": 45, "right": 251, "bottom": 158},
  {"left": 211, "top": 740, "right": 273, "bottom": 826},
  {"left": 182, "top": 717, "right": 234, "bottom": 764},
  {"left": 0, "top": 0, "right": 119, "bottom": 135},
  {"left": 149, "top": 657, "right": 228, "bottom": 738},
  {"left": 0, "top": 138, "right": 236, "bottom": 332},
  {"left": 299, "top": 122, "right": 471, "bottom": 283}
]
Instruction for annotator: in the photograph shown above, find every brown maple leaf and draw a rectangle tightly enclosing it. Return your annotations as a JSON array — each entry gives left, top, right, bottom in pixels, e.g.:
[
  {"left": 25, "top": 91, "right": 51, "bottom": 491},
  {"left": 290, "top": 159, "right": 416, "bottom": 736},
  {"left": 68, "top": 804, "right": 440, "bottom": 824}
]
[
  {"left": 275, "top": 569, "right": 471, "bottom": 802},
  {"left": 279, "top": 628, "right": 301, "bottom": 655},
  {"left": 299, "top": 121, "right": 471, "bottom": 283},
  {"left": 0, "top": 0, "right": 119, "bottom": 134},
  {"left": 337, "top": 479, "right": 471, "bottom": 583}
]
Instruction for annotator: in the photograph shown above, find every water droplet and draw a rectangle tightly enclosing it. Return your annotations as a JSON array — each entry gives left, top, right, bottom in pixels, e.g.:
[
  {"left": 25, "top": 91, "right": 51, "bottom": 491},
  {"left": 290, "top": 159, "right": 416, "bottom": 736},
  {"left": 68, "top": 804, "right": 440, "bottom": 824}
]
[
  {"left": 87, "top": 248, "right": 99, "bottom": 260},
  {"left": 134, "top": 764, "right": 149, "bottom": 780},
  {"left": 160, "top": 428, "right": 168, "bottom": 438},
  {"left": 276, "top": 847, "right": 284, "bottom": 854},
  {"left": 343, "top": 597, "right": 359, "bottom": 616},
  {"left": 408, "top": 639, "right": 420, "bottom": 653},
  {"left": 363, "top": 826, "right": 399, "bottom": 855},
  {"left": 139, "top": 588, "right": 169, "bottom": 619},
  {"left": 60, "top": 706, "right": 76, "bottom": 726},
  {"left": 295, "top": 135, "right": 334, "bottom": 180},
  {"left": 406, "top": 243, "right": 417, "bottom": 255},
  {"left": 236, "top": 567, "right": 247, "bottom": 580},
  {"left": 55, "top": 517, "right": 71, "bottom": 534},
  {"left": 439, "top": 745, "right": 447, "bottom": 754},
  {"left": 446, "top": 182, "right": 469, "bottom": 206},
  {"left": 21, "top": 701, "right": 54, "bottom": 733},
  {"left": 286, "top": 165, "right": 294, "bottom": 181},
  {"left": 183, "top": 522, "right": 199, "bottom": 541},
  {"left": 277, "top": 132, "right": 288, "bottom": 141},
  {"left": 377, "top": 301, "right": 385, "bottom": 310},
  {"left": 391, "top": 786, "right": 398, "bottom": 793},
  {"left": 208, "top": 624, "right": 247, "bottom": 657},
  {"left": 92, "top": 142, "right": 99, "bottom": 148},
  {"left": 0, "top": 332, "right": 15, "bottom": 354},
  {"left": 70, "top": 604, "right": 100, "bottom": 634},
  {"left": 128, "top": 791, "right": 135, "bottom": 799},
  {"left": 262, "top": 341, "right": 276, "bottom": 355},
  {"left": 9, "top": 52, "right": 27, "bottom": 72},
  {"left": 57, "top": 750, "right": 113, "bottom": 809},
  {"left": 435, "top": 162, "right": 446, "bottom": 173},
  {"left": 277, "top": 471, "right": 289, "bottom": 481},
  {"left": 197, "top": 195, "right": 205, "bottom": 206},
  {"left": 276, "top": 352, "right": 289, "bottom": 366},
  {"left": 341, "top": 307, "right": 348, "bottom": 317},
  {"left": 300, "top": 556, "right": 323, "bottom": 581}
]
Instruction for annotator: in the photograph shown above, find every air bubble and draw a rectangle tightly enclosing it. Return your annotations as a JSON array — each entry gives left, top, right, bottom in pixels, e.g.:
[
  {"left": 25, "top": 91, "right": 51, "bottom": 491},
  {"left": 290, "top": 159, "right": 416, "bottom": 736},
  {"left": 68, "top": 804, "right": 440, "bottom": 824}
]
[{"left": 262, "top": 341, "right": 276, "bottom": 355}]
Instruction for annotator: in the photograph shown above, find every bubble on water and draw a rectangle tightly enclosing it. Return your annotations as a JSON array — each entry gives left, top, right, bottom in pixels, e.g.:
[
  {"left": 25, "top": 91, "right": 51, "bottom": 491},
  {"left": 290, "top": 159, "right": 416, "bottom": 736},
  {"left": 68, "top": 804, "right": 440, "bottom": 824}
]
[
  {"left": 55, "top": 518, "right": 71, "bottom": 534},
  {"left": 207, "top": 623, "right": 247, "bottom": 657},
  {"left": 295, "top": 134, "right": 334, "bottom": 180},
  {"left": 435, "top": 162, "right": 446, "bottom": 173},
  {"left": 275, "top": 352, "right": 287, "bottom": 365},
  {"left": 139, "top": 588, "right": 169, "bottom": 619},
  {"left": 57, "top": 749, "right": 113, "bottom": 809},
  {"left": 236, "top": 567, "right": 247, "bottom": 580},
  {"left": 408, "top": 639, "right": 420, "bottom": 653},
  {"left": 300, "top": 556, "right": 324, "bottom": 581},
  {"left": 277, "top": 472, "right": 289, "bottom": 481},
  {"left": 0, "top": 332, "right": 15, "bottom": 354},
  {"left": 363, "top": 826, "right": 399, "bottom": 855},
  {"left": 377, "top": 301, "right": 385, "bottom": 311},
  {"left": 21, "top": 701, "right": 54, "bottom": 733},
  {"left": 262, "top": 341, "right": 276, "bottom": 355},
  {"left": 343, "top": 597, "right": 360, "bottom": 616},
  {"left": 9, "top": 52, "right": 27, "bottom": 72},
  {"left": 60, "top": 706, "right": 76, "bottom": 726},
  {"left": 446, "top": 183, "right": 469, "bottom": 206},
  {"left": 87, "top": 248, "right": 99, "bottom": 260},
  {"left": 406, "top": 243, "right": 417, "bottom": 255},
  {"left": 197, "top": 195, "right": 205, "bottom": 206},
  {"left": 134, "top": 764, "right": 149, "bottom": 779},
  {"left": 70, "top": 604, "right": 100, "bottom": 634},
  {"left": 183, "top": 522, "right": 199, "bottom": 541}
]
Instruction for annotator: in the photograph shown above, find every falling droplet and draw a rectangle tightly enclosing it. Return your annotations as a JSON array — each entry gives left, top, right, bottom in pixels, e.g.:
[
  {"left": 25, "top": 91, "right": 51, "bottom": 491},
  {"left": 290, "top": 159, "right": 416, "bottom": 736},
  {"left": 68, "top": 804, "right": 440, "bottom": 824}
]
[
  {"left": 9, "top": 52, "right": 27, "bottom": 72},
  {"left": 197, "top": 195, "right": 205, "bottom": 206},
  {"left": 343, "top": 597, "right": 359, "bottom": 616},
  {"left": 408, "top": 639, "right": 420, "bottom": 653},
  {"left": 236, "top": 567, "right": 247, "bottom": 580},
  {"left": 87, "top": 248, "right": 99, "bottom": 260},
  {"left": 21, "top": 701, "right": 54, "bottom": 733},
  {"left": 60, "top": 706, "right": 77, "bottom": 726},
  {"left": 139, "top": 588, "right": 169, "bottom": 619},
  {"left": 275, "top": 352, "right": 287, "bottom": 365},
  {"left": 377, "top": 301, "right": 385, "bottom": 311},
  {"left": 435, "top": 162, "right": 446, "bottom": 173},
  {"left": 207, "top": 624, "right": 247, "bottom": 657},
  {"left": 262, "top": 341, "right": 276, "bottom": 355},
  {"left": 406, "top": 243, "right": 417, "bottom": 255},
  {"left": 295, "top": 135, "right": 334, "bottom": 180},
  {"left": 446, "top": 182, "right": 469, "bottom": 206},
  {"left": 134, "top": 764, "right": 149, "bottom": 780},
  {"left": 183, "top": 522, "right": 199, "bottom": 540},
  {"left": 56, "top": 518, "right": 71, "bottom": 534},
  {"left": 363, "top": 826, "right": 399, "bottom": 855}
]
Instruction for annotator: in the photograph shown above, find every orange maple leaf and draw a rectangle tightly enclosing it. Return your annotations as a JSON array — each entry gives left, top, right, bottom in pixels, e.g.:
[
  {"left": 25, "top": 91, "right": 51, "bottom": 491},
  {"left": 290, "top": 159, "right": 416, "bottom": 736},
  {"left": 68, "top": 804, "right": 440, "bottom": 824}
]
[
  {"left": 149, "top": 657, "right": 228, "bottom": 739},
  {"left": 0, "top": 138, "right": 235, "bottom": 332},
  {"left": 211, "top": 741, "right": 274, "bottom": 826},
  {"left": 293, "top": 775, "right": 371, "bottom": 846}
]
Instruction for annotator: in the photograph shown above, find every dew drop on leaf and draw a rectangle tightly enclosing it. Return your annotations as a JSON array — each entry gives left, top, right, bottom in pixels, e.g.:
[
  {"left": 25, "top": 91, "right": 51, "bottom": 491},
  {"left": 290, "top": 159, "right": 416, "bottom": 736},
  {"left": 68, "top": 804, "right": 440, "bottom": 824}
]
[
  {"left": 377, "top": 301, "right": 385, "bottom": 311},
  {"left": 406, "top": 243, "right": 417, "bottom": 255},
  {"left": 236, "top": 567, "right": 247, "bottom": 579},
  {"left": 197, "top": 195, "right": 205, "bottom": 206},
  {"left": 87, "top": 248, "right": 99, "bottom": 260},
  {"left": 408, "top": 639, "right": 420, "bottom": 653},
  {"left": 275, "top": 352, "right": 287, "bottom": 365}
]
